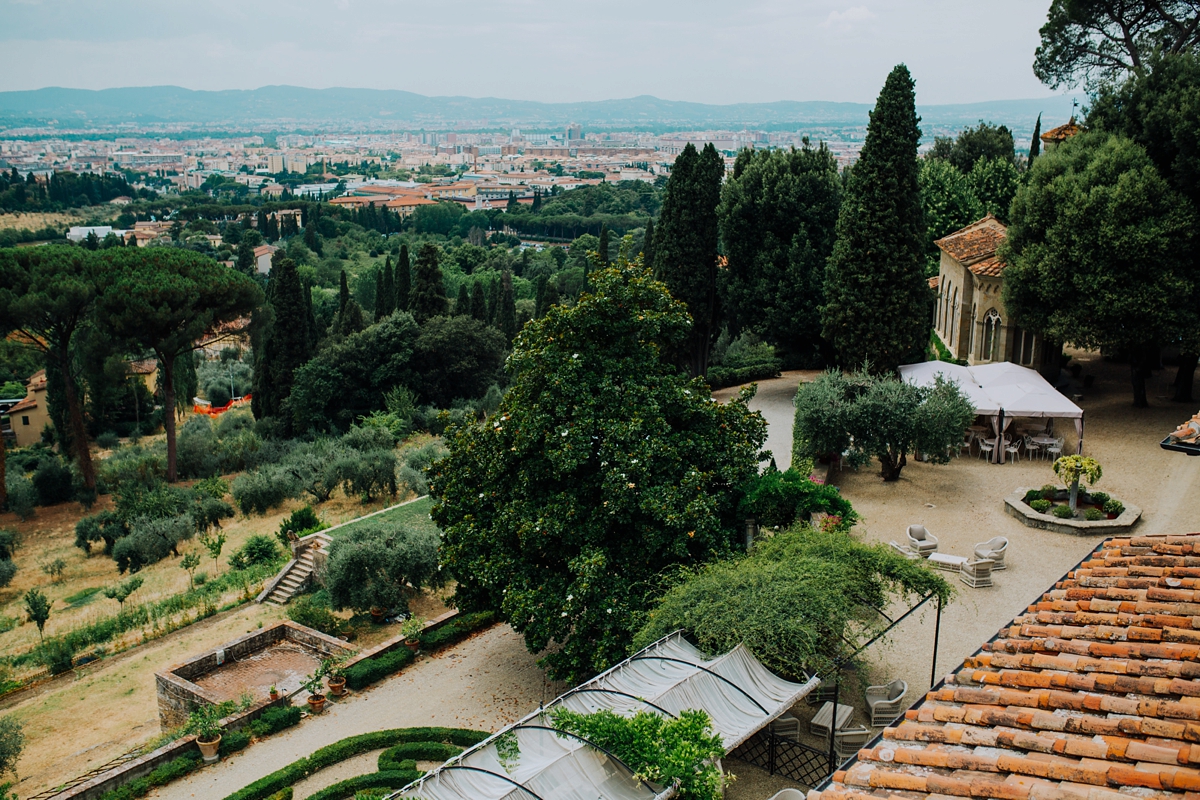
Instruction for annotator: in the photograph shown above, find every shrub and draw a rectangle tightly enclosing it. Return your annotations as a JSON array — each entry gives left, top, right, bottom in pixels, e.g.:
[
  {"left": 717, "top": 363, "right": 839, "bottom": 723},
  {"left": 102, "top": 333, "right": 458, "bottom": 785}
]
[
  {"left": 220, "top": 730, "right": 251, "bottom": 756},
  {"left": 5, "top": 475, "right": 36, "bottom": 520},
  {"left": 738, "top": 467, "right": 856, "bottom": 529},
  {"left": 344, "top": 648, "right": 414, "bottom": 691},
  {"left": 377, "top": 740, "right": 462, "bottom": 770},
  {"left": 95, "top": 446, "right": 166, "bottom": 493},
  {"left": 193, "top": 495, "right": 235, "bottom": 533},
  {"left": 228, "top": 535, "right": 281, "bottom": 570},
  {"left": 325, "top": 521, "right": 438, "bottom": 613},
  {"left": 1040, "top": 484, "right": 1058, "bottom": 501},
  {"left": 418, "top": 611, "right": 496, "bottom": 651},
  {"left": 113, "top": 514, "right": 194, "bottom": 573},
  {"left": 1089, "top": 491, "right": 1110, "bottom": 506},
  {"left": 257, "top": 705, "right": 302, "bottom": 735},
  {"left": 0, "top": 560, "right": 15, "bottom": 589},
  {"left": 194, "top": 476, "right": 231, "bottom": 500},
  {"left": 0, "top": 530, "right": 15, "bottom": 561},
  {"left": 97, "top": 431, "right": 121, "bottom": 450},
  {"left": 287, "top": 591, "right": 343, "bottom": 637},
  {"left": 39, "top": 638, "right": 76, "bottom": 674},
  {"left": 277, "top": 505, "right": 322, "bottom": 548},
  {"left": 31, "top": 457, "right": 75, "bottom": 505},
  {"left": 707, "top": 363, "right": 782, "bottom": 390},
  {"left": 232, "top": 468, "right": 300, "bottom": 515},
  {"left": 1052, "top": 504, "right": 1075, "bottom": 519},
  {"left": 1083, "top": 507, "right": 1105, "bottom": 521},
  {"left": 1023, "top": 489, "right": 1042, "bottom": 504},
  {"left": 1030, "top": 499, "right": 1052, "bottom": 513},
  {"left": 335, "top": 449, "right": 397, "bottom": 501},
  {"left": 342, "top": 424, "right": 396, "bottom": 452},
  {"left": 1104, "top": 499, "right": 1125, "bottom": 516},
  {"left": 216, "top": 410, "right": 255, "bottom": 438}
]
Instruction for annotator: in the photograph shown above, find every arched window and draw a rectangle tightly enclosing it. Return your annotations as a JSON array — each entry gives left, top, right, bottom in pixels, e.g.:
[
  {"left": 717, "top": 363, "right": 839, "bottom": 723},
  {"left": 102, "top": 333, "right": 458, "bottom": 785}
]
[
  {"left": 950, "top": 287, "right": 958, "bottom": 346},
  {"left": 969, "top": 303, "right": 977, "bottom": 356},
  {"left": 937, "top": 278, "right": 946, "bottom": 331},
  {"left": 981, "top": 309, "right": 1002, "bottom": 361}
]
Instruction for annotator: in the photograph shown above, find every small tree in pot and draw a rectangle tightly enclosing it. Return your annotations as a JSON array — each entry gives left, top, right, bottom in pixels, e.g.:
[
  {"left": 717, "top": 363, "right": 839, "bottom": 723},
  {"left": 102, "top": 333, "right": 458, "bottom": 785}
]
[
  {"left": 185, "top": 704, "right": 225, "bottom": 763},
  {"left": 323, "top": 655, "right": 348, "bottom": 697},
  {"left": 302, "top": 667, "right": 328, "bottom": 714},
  {"left": 402, "top": 616, "right": 426, "bottom": 653},
  {"left": 325, "top": 521, "right": 439, "bottom": 620}
]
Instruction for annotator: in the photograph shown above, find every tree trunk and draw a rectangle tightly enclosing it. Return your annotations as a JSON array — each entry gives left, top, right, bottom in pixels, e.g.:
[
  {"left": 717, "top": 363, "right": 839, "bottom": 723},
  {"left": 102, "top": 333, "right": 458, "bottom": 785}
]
[
  {"left": 1172, "top": 352, "right": 1198, "bottom": 403},
  {"left": 879, "top": 450, "right": 907, "bottom": 482},
  {"left": 161, "top": 352, "right": 177, "bottom": 482},
  {"left": 57, "top": 352, "right": 95, "bottom": 490},
  {"left": 1069, "top": 477, "right": 1080, "bottom": 512},
  {"left": 0, "top": 426, "right": 7, "bottom": 510},
  {"left": 1130, "top": 343, "right": 1156, "bottom": 408}
]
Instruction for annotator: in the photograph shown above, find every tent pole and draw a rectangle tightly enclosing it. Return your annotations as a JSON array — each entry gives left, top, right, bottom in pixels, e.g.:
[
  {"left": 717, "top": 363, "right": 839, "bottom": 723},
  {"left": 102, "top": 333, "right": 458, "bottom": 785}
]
[
  {"left": 931, "top": 594, "right": 942, "bottom": 688},
  {"left": 996, "top": 409, "right": 1005, "bottom": 463},
  {"left": 1078, "top": 412, "right": 1084, "bottom": 455}
]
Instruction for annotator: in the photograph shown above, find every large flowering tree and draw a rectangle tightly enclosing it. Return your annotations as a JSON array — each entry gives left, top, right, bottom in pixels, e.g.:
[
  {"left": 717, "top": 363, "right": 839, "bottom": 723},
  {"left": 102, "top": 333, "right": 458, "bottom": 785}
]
[{"left": 429, "top": 256, "right": 767, "bottom": 683}]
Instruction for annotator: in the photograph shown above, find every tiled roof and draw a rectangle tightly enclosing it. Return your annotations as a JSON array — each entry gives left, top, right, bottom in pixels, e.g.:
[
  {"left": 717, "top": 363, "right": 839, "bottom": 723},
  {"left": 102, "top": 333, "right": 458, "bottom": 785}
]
[
  {"left": 8, "top": 396, "right": 36, "bottom": 413},
  {"left": 936, "top": 215, "right": 1007, "bottom": 266},
  {"left": 1042, "top": 118, "right": 1082, "bottom": 143},
  {"left": 969, "top": 256, "right": 1005, "bottom": 278},
  {"left": 810, "top": 534, "right": 1200, "bottom": 800},
  {"left": 928, "top": 276, "right": 940, "bottom": 289}
]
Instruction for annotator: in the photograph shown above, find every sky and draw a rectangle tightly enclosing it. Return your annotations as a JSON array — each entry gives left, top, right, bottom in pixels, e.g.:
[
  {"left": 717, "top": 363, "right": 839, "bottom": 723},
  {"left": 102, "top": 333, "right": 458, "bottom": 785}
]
[{"left": 0, "top": 0, "right": 1061, "bottom": 105}]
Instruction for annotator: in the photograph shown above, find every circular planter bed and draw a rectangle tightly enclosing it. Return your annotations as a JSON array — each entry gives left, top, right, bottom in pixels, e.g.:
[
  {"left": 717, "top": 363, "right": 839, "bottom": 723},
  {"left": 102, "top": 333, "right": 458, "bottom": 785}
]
[{"left": 1005, "top": 486, "right": 1141, "bottom": 535}]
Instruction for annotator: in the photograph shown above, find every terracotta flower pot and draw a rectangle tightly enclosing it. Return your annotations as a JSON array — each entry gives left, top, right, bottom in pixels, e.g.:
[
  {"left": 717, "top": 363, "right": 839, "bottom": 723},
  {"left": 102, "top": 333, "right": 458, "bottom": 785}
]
[
  {"left": 308, "top": 694, "right": 327, "bottom": 714},
  {"left": 404, "top": 638, "right": 420, "bottom": 654},
  {"left": 1107, "top": 513, "right": 1117, "bottom": 520},
  {"left": 370, "top": 607, "right": 385, "bottom": 624},
  {"left": 197, "top": 735, "right": 222, "bottom": 764},
  {"left": 327, "top": 676, "right": 346, "bottom": 697},
  {"left": 269, "top": 689, "right": 279, "bottom": 701}
]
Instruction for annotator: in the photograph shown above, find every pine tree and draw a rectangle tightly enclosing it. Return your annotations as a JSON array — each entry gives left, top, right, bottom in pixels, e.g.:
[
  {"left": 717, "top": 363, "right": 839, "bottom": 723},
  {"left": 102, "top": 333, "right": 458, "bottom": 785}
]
[
  {"left": 409, "top": 242, "right": 448, "bottom": 323},
  {"left": 642, "top": 218, "right": 655, "bottom": 272},
  {"left": 507, "top": 190, "right": 518, "bottom": 212},
  {"left": 821, "top": 64, "right": 929, "bottom": 374},
  {"left": 395, "top": 244, "right": 411, "bottom": 311},
  {"left": 253, "top": 258, "right": 312, "bottom": 426},
  {"left": 1029, "top": 113, "right": 1042, "bottom": 165},
  {"left": 499, "top": 271, "right": 517, "bottom": 342},
  {"left": 598, "top": 223, "right": 610, "bottom": 265},
  {"left": 379, "top": 257, "right": 395, "bottom": 318},
  {"left": 471, "top": 281, "right": 487, "bottom": 321},
  {"left": 455, "top": 283, "right": 471, "bottom": 316},
  {"left": 653, "top": 143, "right": 724, "bottom": 377},
  {"left": 236, "top": 242, "right": 256, "bottom": 275}
]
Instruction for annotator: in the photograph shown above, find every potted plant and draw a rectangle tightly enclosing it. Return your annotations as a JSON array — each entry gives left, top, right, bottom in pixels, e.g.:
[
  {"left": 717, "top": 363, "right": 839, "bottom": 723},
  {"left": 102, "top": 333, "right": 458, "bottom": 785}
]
[
  {"left": 370, "top": 606, "right": 386, "bottom": 624},
  {"left": 1104, "top": 498, "right": 1125, "bottom": 519},
  {"left": 402, "top": 616, "right": 426, "bottom": 653},
  {"left": 302, "top": 668, "right": 327, "bottom": 714},
  {"left": 269, "top": 685, "right": 279, "bottom": 701},
  {"left": 186, "top": 704, "right": 225, "bottom": 764},
  {"left": 1089, "top": 491, "right": 1110, "bottom": 509},
  {"left": 324, "top": 655, "right": 348, "bottom": 697}
]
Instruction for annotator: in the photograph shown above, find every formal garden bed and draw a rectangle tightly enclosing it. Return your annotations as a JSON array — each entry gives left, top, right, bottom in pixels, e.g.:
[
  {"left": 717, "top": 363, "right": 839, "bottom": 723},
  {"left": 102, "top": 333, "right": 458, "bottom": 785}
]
[{"left": 1005, "top": 485, "right": 1141, "bottom": 534}]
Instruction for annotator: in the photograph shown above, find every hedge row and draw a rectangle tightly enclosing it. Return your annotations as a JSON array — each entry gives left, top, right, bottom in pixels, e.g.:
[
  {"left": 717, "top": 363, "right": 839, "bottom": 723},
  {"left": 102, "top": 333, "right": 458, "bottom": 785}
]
[
  {"left": 222, "top": 727, "right": 487, "bottom": 800},
  {"left": 378, "top": 741, "right": 463, "bottom": 772},
  {"left": 707, "top": 363, "right": 782, "bottom": 390},
  {"left": 304, "top": 770, "right": 419, "bottom": 800},
  {"left": 344, "top": 611, "right": 496, "bottom": 691},
  {"left": 97, "top": 754, "right": 200, "bottom": 800}
]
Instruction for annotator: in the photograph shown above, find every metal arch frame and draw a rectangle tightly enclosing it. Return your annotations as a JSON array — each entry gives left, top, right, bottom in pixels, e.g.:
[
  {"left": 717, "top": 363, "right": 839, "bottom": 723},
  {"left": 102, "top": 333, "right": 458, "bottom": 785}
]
[
  {"left": 629, "top": 655, "right": 769, "bottom": 715},
  {"left": 556, "top": 687, "right": 679, "bottom": 718},
  {"left": 427, "top": 765, "right": 547, "bottom": 799},
  {"left": 511, "top": 723, "right": 659, "bottom": 796}
]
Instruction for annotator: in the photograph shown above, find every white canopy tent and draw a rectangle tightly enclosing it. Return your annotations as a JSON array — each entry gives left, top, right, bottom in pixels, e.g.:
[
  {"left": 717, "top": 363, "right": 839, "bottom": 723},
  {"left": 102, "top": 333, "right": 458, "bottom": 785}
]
[
  {"left": 899, "top": 361, "right": 1084, "bottom": 463},
  {"left": 393, "top": 632, "right": 818, "bottom": 800}
]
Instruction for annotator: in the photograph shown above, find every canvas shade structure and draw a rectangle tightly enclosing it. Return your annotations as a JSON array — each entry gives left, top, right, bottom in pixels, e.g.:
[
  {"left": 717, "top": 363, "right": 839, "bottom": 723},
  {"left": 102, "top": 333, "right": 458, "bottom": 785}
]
[
  {"left": 393, "top": 632, "right": 818, "bottom": 800},
  {"left": 899, "top": 361, "right": 1084, "bottom": 463}
]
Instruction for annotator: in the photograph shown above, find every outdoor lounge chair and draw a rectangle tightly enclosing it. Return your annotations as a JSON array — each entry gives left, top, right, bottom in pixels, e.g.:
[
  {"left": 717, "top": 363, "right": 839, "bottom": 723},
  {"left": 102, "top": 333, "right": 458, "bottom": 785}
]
[
  {"left": 960, "top": 558, "right": 994, "bottom": 588},
  {"left": 889, "top": 541, "right": 921, "bottom": 560},
  {"left": 834, "top": 726, "right": 873, "bottom": 761},
  {"left": 974, "top": 536, "right": 1008, "bottom": 570},
  {"left": 865, "top": 679, "right": 908, "bottom": 726},
  {"left": 767, "top": 790, "right": 806, "bottom": 800},
  {"left": 769, "top": 713, "right": 800, "bottom": 741},
  {"left": 906, "top": 525, "right": 938, "bottom": 557}
]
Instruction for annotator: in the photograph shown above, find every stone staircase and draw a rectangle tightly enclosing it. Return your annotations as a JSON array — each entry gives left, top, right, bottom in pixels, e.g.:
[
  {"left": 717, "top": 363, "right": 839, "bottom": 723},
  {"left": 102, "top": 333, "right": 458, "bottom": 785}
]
[{"left": 260, "top": 532, "right": 332, "bottom": 606}]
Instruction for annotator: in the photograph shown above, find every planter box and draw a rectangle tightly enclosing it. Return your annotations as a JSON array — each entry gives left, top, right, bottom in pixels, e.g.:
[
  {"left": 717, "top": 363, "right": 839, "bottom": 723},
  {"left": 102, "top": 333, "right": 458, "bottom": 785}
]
[{"left": 1004, "top": 487, "right": 1141, "bottom": 535}]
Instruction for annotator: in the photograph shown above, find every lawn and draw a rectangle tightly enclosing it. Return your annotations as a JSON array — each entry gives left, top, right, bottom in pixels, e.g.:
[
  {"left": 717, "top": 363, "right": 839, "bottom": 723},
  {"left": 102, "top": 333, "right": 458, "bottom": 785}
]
[{"left": 328, "top": 494, "right": 438, "bottom": 539}]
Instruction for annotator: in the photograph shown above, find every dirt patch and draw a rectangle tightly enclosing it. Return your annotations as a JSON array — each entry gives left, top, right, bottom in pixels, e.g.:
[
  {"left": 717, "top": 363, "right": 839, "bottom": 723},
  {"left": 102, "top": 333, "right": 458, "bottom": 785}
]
[{"left": 0, "top": 210, "right": 97, "bottom": 232}]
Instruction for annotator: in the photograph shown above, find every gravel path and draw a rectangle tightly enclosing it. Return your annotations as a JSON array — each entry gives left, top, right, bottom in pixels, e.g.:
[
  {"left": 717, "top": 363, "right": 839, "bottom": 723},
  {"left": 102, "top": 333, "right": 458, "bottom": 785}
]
[{"left": 149, "top": 624, "right": 546, "bottom": 800}]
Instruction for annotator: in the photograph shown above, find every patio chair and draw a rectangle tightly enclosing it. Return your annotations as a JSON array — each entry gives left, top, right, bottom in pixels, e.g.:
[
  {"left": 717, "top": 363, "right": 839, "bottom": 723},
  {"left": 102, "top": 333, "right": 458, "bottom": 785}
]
[
  {"left": 769, "top": 713, "right": 800, "bottom": 741},
  {"left": 1004, "top": 438, "right": 1021, "bottom": 464},
  {"left": 906, "top": 525, "right": 938, "bottom": 557},
  {"left": 834, "top": 726, "right": 873, "bottom": 761},
  {"left": 978, "top": 439, "right": 995, "bottom": 461},
  {"left": 1045, "top": 437, "right": 1065, "bottom": 460},
  {"left": 973, "top": 536, "right": 1008, "bottom": 570},
  {"left": 958, "top": 436, "right": 972, "bottom": 457},
  {"left": 960, "top": 558, "right": 994, "bottom": 588},
  {"left": 805, "top": 682, "right": 839, "bottom": 706},
  {"left": 865, "top": 679, "right": 907, "bottom": 726},
  {"left": 889, "top": 540, "right": 921, "bottom": 560},
  {"left": 1023, "top": 435, "right": 1041, "bottom": 461},
  {"left": 767, "top": 790, "right": 807, "bottom": 800}
]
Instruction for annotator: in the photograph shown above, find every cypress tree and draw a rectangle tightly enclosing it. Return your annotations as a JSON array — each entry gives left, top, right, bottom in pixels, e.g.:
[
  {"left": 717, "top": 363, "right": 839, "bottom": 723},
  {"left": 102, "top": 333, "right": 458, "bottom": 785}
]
[
  {"left": 379, "top": 256, "right": 395, "bottom": 318},
  {"left": 303, "top": 278, "right": 318, "bottom": 348},
  {"left": 257, "top": 209, "right": 269, "bottom": 239},
  {"left": 821, "top": 64, "right": 928, "bottom": 373},
  {"left": 304, "top": 222, "right": 321, "bottom": 255},
  {"left": 544, "top": 278, "right": 560, "bottom": 310},
  {"left": 1029, "top": 113, "right": 1042, "bottom": 165},
  {"left": 534, "top": 274, "right": 548, "bottom": 318},
  {"left": 654, "top": 142, "right": 724, "bottom": 377},
  {"left": 532, "top": 188, "right": 542, "bottom": 211},
  {"left": 455, "top": 283, "right": 471, "bottom": 316},
  {"left": 598, "top": 223, "right": 610, "bottom": 265},
  {"left": 471, "top": 281, "right": 487, "bottom": 321},
  {"left": 486, "top": 278, "right": 500, "bottom": 325},
  {"left": 337, "top": 299, "right": 366, "bottom": 336},
  {"left": 253, "top": 257, "right": 312, "bottom": 426},
  {"left": 642, "top": 218, "right": 655, "bottom": 272},
  {"left": 374, "top": 268, "right": 385, "bottom": 320},
  {"left": 338, "top": 270, "right": 349, "bottom": 317},
  {"left": 409, "top": 243, "right": 448, "bottom": 323},
  {"left": 236, "top": 242, "right": 256, "bottom": 275},
  {"left": 499, "top": 271, "right": 517, "bottom": 342},
  {"left": 395, "top": 244, "right": 411, "bottom": 311}
]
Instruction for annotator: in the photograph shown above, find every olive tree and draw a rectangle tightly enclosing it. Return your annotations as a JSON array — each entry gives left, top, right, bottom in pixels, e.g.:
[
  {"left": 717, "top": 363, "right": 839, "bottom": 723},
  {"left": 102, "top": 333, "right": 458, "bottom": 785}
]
[{"left": 325, "top": 521, "right": 439, "bottom": 614}]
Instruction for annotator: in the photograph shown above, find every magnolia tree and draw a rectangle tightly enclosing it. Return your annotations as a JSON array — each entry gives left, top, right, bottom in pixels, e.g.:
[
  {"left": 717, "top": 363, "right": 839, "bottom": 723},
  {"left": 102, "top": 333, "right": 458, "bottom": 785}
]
[
  {"left": 793, "top": 370, "right": 975, "bottom": 481},
  {"left": 1053, "top": 455, "right": 1102, "bottom": 512}
]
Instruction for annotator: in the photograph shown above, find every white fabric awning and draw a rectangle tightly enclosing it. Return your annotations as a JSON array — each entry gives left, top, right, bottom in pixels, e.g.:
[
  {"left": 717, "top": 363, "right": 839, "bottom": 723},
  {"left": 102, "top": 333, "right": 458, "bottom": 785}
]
[
  {"left": 898, "top": 361, "right": 999, "bottom": 415},
  {"left": 394, "top": 632, "right": 817, "bottom": 800},
  {"left": 899, "top": 361, "right": 1082, "bottom": 420}
]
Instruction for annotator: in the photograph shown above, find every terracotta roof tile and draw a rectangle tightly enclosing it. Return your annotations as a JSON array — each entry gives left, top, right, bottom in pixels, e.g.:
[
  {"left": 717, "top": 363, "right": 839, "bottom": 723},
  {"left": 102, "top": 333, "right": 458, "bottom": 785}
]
[
  {"left": 810, "top": 535, "right": 1200, "bottom": 800},
  {"left": 936, "top": 215, "right": 1007, "bottom": 266},
  {"left": 1042, "top": 119, "right": 1082, "bottom": 144}
]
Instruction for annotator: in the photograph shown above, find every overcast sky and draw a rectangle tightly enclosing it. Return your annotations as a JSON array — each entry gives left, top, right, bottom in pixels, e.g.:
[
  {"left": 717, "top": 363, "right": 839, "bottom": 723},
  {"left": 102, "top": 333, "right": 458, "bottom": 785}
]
[{"left": 1, "top": 0, "right": 1060, "bottom": 105}]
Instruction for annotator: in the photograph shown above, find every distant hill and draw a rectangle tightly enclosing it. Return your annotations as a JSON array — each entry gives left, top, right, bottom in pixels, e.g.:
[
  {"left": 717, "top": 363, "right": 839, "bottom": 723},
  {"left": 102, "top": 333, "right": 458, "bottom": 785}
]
[{"left": 0, "top": 85, "right": 1077, "bottom": 132}]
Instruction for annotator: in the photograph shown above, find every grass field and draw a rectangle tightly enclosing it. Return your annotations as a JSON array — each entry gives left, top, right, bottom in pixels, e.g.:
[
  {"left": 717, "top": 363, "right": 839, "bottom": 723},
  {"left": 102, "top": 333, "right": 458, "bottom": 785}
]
[{"left": 329, "top": 494, "right": 439, "bottom": 538}]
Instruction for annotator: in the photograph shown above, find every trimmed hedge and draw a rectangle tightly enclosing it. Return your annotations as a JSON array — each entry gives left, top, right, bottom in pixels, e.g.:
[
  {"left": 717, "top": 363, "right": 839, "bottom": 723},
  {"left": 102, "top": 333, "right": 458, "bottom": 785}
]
[
  {"left": 220, "top": 730, "right": 252, "bottom": 757},
  {"left": 345, "top": 611, "right": 496, "bottom": 691},
  {"left": 97, "top": 754, "right": 201, "bottom": 800},
  {"left": 378, "top": 741, "right": 462, "bottom": 772},
  {"left": 707, "top": 363, "right": 781, "bottom": 390},
  {"left": 252, "top": 705, "right": 303, "bottom": 736},
  {"left": 222, "top": 727, "right": 487, "bottom": 800},
  {"left": 304, "top": 770, "right": 420, "bottom": 800}
]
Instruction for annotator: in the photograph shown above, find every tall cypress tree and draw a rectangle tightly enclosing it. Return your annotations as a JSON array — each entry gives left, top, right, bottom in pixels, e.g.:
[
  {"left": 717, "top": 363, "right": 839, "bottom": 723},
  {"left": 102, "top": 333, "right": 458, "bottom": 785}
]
[
  {"left": 598, "top": 223, "right": 610, "bottom": 265},
  {"left": 253, "top": 257, "right": 312, "bottom": 427},
  {"left": 379, "top": 256, "right": 395, "bottom": 318},
  {"left": 534, "top": 274, "right": 548, "bottom": 318},
  {"left": 1029, "top": 113, "right": 1042, "bottom": 165},
  {"left": 395, "top": 244, "right": 411, "bottom": 312},
  {"left": 486, "top": 278, "right": 500, "bottom": 325},
  {"left": 409, "top": 243, "right": 448, "bottom": 323},
  {"left": 303, "top": 278, "right": 318, "bottom": 348},
  {"left": 373, "top": 269, "right": 385, "bottom": 320},
  {"left": 471, "top": 281, "right": 487, "bottom": 321},
  {"left": 821, "top": 64, "right": 928, "bottom": 373},
  {"left": 654, "top": 143, "right": 724, "bottom": 377},
  {"left": 455, "top": 283, "right": 471, "bottom": 316},
  {"left": 338, "top": 270, "right": 349, "bottom": 318},
  {"left": 642, "top": 218, "right": 655, "bottom": 272},
  {"left": 499, "top": 271, "right": 517, "bottom": 342},
  {"left": 236, "top": 242, "right": 256, "bottom": 275}
]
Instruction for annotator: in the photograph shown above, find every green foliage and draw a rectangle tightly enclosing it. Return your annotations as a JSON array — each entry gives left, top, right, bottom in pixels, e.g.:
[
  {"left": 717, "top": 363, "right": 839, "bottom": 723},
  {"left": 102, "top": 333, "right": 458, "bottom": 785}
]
[
  {"left": 325, "top": 521, "right": 439, "bottom": 613},
  {"left": 23, "top": 586, "right": 50, "bottom": 639},
  {"left": 287, "top": 590, "right": 343, "bottom": 636},
  {"left": 0, "top": 715, "right": 23, "bottom": 778},
  {"left": 228, "top": 535, "right": 282, "bottom": 571},
  {"left": 1089, "top": 491, "right": 1110, "bottom": 506},
  {"left": 1030, "top": 498, "right": 1052, "bottom": 513},
  {"left": 705, "top": 363, "right": 782, "bottom": 390},
  {"left": 95, "top": 754, "right": 200, "bottom": 800},
  {"left": 793, "top": 370, "right": 974, "bottom": 481},
  {"left": 277, "top": 505, "right": 322, "bottom": 547},
  {"left": 231, "top": 468, "right": 301, "bottom": 515},
  {"left": 967, "top": 156, "right": 1020, "bottom": 222},
  {"left": 220, "top": 730, "right": 251, "bottom": 756},
  {"left": 738, "top": 467, "right": 856, "bottom": 529},
  {"left": 550, "top": 707, "right": 726, "bottom": 800},
  {"left": 256, "top": 705, "right": 302, "bottom": 736},
  {"left": 103, "top": 575, "right": 144, "bottom": 608},
  {"left": 411, "top": 315, "right": 507, "bottom": 407},
  {"left": 343, "top": 645, "right": 413, "bottom": 690},
  {"left": 431, "top": 256, "right": 767, "bottom": 683},
  {"left": 39, "top": 637, "right": 76, "bottom": 674},
  {"left": 822, "top": 66, "right": 929, "bottom": 372},
  {"left": 718, "top": 143, "right": 841, "bottom": 366},
  {"left": 1052, "top": 504, "right": 1075, "bottom": 519},
  {"left": 113, "top": 514, "right": 194, "bottom": 574},
  {"left": 947, "top": 123, "right": 1016, "bottom": 173},
  {"left": 0, "top": 528, "right": 15, "bottom": 561},
  {"left": 409, "top": 243, "right": 448, "bottom": 323},
  {"left": 4, "top": 474, "right": 35, "bottom": 520},
  {"left": 1002, "top": 131, "right": 1197, "bottom": 406},
  {"left": 1104, "top": 499, "right": 1125, "bottom": 516},
  {"left": 32, "top": 456, "right": 75, "bottom": 505},
  {"left": 417, "top": 611, "right": 496, "bottom": 651},
  {"left": 0, "top": 561, "right": 14, "bottom": 589},
  {"left": 377, "top": 741, "right": 460, "bottom": 771},
  {"left": 1084, "top": 507, "right": 1105, "bottom": 521},
  {"left": 253, "top": 257, "right": 313, "bottom": 427},
  {"left": 654, "top": 143, "right": 724, "bottom": 376}
]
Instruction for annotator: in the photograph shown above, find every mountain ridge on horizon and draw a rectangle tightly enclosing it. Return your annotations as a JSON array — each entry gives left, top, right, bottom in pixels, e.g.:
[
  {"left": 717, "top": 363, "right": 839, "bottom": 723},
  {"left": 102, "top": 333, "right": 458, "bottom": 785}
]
[{"left": 0, "top": 85, "right": 1078, "bottom": 130}]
